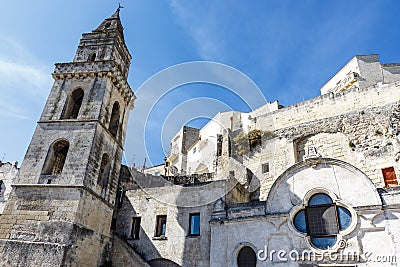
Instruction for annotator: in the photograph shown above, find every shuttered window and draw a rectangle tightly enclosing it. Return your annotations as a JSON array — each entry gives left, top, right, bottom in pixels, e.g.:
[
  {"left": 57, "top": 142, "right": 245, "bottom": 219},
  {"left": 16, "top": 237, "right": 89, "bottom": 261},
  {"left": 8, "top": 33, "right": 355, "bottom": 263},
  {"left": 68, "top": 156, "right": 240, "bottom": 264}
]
[{"left": 382, "top": 167, "right": 398, "bottom": 187}]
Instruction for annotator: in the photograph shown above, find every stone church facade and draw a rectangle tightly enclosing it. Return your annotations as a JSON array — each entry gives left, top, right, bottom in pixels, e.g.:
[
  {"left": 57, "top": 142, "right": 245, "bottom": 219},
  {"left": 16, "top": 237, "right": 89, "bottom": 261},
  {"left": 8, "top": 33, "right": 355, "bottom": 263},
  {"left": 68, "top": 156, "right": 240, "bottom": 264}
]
[{"left": 1, "top": 10, "right": 400, "bottom": 267}]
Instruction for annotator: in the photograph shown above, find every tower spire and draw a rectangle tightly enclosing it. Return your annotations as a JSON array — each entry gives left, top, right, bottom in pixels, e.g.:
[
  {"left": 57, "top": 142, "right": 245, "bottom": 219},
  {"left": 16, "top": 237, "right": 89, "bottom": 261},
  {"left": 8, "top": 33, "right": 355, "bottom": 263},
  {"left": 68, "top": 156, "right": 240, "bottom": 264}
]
[
  {"left": 72, "top": 6, "right": 132, "bottom": 79},
  {"left": 93, "top": 6, "right": 125, "bottom": 38}
]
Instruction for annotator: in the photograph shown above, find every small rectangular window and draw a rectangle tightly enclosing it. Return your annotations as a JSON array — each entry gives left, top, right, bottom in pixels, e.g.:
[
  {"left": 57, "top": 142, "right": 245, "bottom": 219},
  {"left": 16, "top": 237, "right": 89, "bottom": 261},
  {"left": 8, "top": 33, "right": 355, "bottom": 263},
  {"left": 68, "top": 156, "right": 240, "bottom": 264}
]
[
  {"left": 130, "top": 217, "right": 141, "bottom": 239},
  {"left": 382, "top": 167, "right": 398, "bottom": 187},
  {"left": 262, "top": 163, "right": 269, "bottom": 173},
  {"left": 189, "top": 213, "right": 200, "bottom": 236},
  {"left": 155, "top": 215, "right": 167, "bottom": 237}
]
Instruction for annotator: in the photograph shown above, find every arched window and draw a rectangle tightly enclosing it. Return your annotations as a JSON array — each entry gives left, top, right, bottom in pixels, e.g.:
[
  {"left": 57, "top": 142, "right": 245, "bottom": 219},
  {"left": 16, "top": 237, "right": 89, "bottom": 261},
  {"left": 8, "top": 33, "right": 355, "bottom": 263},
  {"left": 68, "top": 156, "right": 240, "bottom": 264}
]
[
  {"left": 109, "top": 102, "right": 120, "bottom": 138},
  {"left": 61, "top": 88, "right": 84, "bottom": 119},
  {"left": 97, "top": 153, "right": 111, "bottom": 187},
  {"left": 0, "top": 180, "right": 5, "bottom": 201},
  {"left": 100, "top": 47, "right": 107, "bottom": 59},
  {"left": 237, "top": 246, "right": 257, "bottom": 267},
  {"left": 89, "top": 53, "right": 96, "bottom": 62},
  {"left": 41, "top": 140, "right": 69, "bottom": 175},
  {"left": 293, "top": 193, "right": 352, "bottom": 250}
]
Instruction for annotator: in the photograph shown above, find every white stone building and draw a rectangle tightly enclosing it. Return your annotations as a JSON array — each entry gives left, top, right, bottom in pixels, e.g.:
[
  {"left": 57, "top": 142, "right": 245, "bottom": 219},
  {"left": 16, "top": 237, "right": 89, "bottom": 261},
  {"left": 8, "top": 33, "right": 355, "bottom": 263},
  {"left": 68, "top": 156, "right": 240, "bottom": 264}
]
[{"left": 0, "top": 161, "right": 18, "bottom": 213}]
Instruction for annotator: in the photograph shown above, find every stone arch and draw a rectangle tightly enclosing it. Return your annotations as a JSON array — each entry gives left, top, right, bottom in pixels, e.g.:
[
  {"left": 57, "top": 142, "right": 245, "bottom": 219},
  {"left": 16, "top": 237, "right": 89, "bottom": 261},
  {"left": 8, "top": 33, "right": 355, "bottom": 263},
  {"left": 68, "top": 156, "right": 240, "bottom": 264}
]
[
  {"left": 100, "top": 47, "right": 107, "bottom": 59},
  {"left": 266, "top": 158, "right": 382, "bottom": 214},
  {"left": 88, "top": 52, "right": 96, "bottom": 62},
  {"left": 233, "top": 242, "right": 258, "bottom": 267},
  {"left": 236, "top": 245, "right": 257, "bottom": 267},
  {"left": 97, "top": 153, "right": 111, "bottom": 187},
  {"left": 61, "top": 88, "right": 84, "bottom": 119},
  {"left": 109, "top": 101, "right": 120, "bottom": 138},
  {"left": 41, "top": 139, "right": 70, "bottom": 176},
  {"left": 148, "top": 258, "right": 180, "bottom": 267}
]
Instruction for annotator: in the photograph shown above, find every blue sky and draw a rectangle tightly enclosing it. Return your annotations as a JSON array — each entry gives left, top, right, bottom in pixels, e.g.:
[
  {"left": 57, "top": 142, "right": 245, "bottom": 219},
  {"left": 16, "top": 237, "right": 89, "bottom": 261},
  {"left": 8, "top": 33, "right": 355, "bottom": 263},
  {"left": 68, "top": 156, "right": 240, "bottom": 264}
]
[{"left": 1, "top": 0, "right": 400, "bottom": 167}]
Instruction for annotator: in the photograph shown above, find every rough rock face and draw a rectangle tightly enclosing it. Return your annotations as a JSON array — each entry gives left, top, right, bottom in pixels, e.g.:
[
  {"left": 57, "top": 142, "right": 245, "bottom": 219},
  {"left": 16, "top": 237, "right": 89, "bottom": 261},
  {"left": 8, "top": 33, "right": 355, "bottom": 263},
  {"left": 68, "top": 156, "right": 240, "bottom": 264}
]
[{"left": 237, "top": 85, "right": 400, "bottom": 200}]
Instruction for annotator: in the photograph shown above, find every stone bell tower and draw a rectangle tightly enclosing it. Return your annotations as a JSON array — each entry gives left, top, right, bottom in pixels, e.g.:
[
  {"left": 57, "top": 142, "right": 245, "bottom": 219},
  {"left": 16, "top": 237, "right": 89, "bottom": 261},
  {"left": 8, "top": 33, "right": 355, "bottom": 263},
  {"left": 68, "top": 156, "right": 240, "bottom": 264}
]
[{"left": 0, "top": 8, "right": 135, "bottom": 266}]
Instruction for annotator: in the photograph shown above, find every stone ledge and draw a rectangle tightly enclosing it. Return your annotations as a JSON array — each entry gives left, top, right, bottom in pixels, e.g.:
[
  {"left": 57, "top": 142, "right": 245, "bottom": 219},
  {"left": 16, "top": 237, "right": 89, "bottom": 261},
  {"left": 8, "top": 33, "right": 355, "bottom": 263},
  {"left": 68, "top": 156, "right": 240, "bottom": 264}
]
[
  {"left": 36, "top": 119, "right": 124, "bottom": 149},
  {"left": 53, "top": 61, "right": 135, "bottom": 108},
  {"left": 10, "top": 184, "right": 114, "bottom": 209},
  {"left": 152, "top": 236, "right": 168, "bottom": 241}
]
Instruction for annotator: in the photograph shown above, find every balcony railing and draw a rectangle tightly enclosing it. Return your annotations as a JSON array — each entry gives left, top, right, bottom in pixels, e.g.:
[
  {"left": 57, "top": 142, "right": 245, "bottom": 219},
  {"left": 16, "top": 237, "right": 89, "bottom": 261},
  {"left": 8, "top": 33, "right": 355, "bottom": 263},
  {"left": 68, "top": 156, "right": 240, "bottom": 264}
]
[
  {"left": 162, "top": 173, "right": 214, "bottom": 186},
  {"left": 331, "top": 72, "right": 359, "bottom": 94}
]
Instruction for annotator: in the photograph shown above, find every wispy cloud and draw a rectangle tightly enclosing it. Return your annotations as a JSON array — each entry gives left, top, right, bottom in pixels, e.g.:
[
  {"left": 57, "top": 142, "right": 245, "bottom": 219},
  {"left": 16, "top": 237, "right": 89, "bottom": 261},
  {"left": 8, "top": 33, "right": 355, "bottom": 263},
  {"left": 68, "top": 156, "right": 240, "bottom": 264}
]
[
  {"left": 0, "top": 36, "right": 52, "bottom": 119},
  {"left": 0, "top": 60, "right": 50, "bottom": 95},
  {"left": 0, "top": 98, "right": 29, "bottom": 120},
  {"left": 167, "top": 1, "right": 384, "bottom": 107},
  {"left": 167, "top": 1, "right": 223, "bottom": 60}
]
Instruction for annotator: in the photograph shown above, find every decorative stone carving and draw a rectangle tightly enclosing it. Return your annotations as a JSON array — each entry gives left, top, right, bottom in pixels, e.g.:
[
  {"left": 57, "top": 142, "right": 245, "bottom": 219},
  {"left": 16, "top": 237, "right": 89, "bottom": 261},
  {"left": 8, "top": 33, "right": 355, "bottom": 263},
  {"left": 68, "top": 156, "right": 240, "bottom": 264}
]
[{"left": 303, "top": 146, "right": 322, "bottom": 160}]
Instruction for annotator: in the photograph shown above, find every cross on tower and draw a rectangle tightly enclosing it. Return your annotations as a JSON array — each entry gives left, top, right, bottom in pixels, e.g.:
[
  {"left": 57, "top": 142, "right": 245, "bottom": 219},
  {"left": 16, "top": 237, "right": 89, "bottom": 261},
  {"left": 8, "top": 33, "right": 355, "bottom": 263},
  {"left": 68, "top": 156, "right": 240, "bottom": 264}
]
[{"left": 118, "top": 3, "right": 124, "bottom": 11}]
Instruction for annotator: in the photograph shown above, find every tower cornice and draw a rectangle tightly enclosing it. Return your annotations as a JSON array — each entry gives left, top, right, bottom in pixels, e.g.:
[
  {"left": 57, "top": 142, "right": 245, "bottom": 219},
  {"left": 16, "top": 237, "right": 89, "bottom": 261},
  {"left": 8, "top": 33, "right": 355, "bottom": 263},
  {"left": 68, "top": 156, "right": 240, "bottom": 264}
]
[
  {"left": 78, "top": 31, "right": 132, "bottom": 61},
  {"left": 52, "top": 60, "right": 136, "bottom": 109}
]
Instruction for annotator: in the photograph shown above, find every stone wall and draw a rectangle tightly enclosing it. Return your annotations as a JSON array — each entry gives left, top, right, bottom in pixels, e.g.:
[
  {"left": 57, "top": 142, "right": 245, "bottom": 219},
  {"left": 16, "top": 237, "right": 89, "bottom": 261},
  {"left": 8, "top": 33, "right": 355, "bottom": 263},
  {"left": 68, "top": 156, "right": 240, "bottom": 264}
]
[
  {"left": 269, "top": 83, "right": 400, "bottom": 130},
  {"left": 226, "top": 83, "right": 400, "bottom": 200},
  {"left": 115, "top": 165, "right": 253, "bottom": 267},
  {"left": 111, "top": 235, "right": 150, "bottom": 267},
  {"left": 0, "top": 161, "right": 18, "bottom": 213},
  {"left": 0, "top": 185, "right": 114, "bottom": 266},
  {"left": 115, "top": 187, "right": 215, "bottom": 267}
]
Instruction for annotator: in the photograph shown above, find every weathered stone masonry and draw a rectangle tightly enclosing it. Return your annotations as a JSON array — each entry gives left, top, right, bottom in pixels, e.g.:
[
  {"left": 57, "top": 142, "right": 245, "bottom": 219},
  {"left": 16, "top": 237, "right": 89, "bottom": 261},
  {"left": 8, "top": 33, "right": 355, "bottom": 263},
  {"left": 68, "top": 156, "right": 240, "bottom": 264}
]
[{"left": 0, "top": 9, "right": 135, "bottom": 267}]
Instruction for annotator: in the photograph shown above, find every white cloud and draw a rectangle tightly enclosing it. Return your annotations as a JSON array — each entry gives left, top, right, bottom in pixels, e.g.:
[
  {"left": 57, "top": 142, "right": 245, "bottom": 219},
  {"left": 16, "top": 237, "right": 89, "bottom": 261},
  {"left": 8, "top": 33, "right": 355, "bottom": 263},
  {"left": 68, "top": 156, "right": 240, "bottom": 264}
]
[
  {"left": 0, "top": 36, "right": 52, "bottom": 119},
  {"left": 0, "top": 59, "right": 50, "bottom": 95},
  {"left": 168, "top": 0, "right": 222, "bottom": 60}
]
